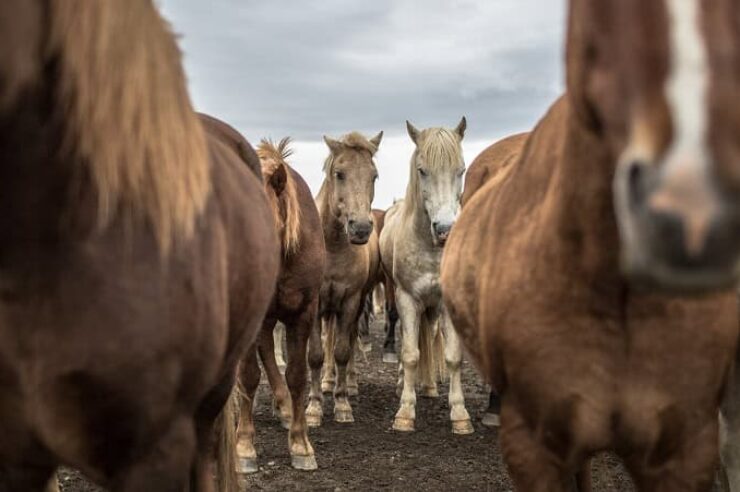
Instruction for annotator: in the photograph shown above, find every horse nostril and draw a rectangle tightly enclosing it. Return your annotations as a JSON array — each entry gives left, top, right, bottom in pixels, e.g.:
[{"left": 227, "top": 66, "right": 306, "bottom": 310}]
[{"left": 348, "top": 219, "right": 357, "bottom": 228}]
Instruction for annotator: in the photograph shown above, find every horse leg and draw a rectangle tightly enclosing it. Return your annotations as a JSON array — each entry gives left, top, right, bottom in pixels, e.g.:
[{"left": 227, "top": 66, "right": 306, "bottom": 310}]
[
  {"left": 482, "top": 389, "right": 501, "bottom": 427},
  {"left": 721, "top": 349, "right": 740, "bottom": 491},
  {"left": 440, "top": 309, "right": 473, "bottom": 434},
  {"left": 320, "top": 318, "right": 336, "bottom": 393},
  {"left": 393, "top": 288, "right": 421, "bottom": 432},
  {"left": 356, "top": 292, "right": 373, "bottom": 358},
  {"left": 113, "top": 416, "right": 195, "bottom": 492},
  {"left": 236, "top": 346, "right": 261, "bottom": 475},
  {"left": 306, "top": 313, "right": 325, "bottom": 428},
  {"left": 333, "top": 295, "right": 361, "bottom": 423},
  {"left": 575, "top": 459, "right": 592, "bottom": 492},
  {"left": 273, "top": 322, "right": 287, "bottom": 372},
  {"left": 383, "top": 279, "right": 399, "bottom": 364},
  {"left": 347, "top": 344, "right": 359, "bottom": 397},
  {"left": 284, "top": 303, "right": 318, "bottom": 471},
  {"left": 258, "top": 318, "right": 292, "bottom": 430},
  {"left": 0, "top": 463, "right": 57, "bottom": 492}
]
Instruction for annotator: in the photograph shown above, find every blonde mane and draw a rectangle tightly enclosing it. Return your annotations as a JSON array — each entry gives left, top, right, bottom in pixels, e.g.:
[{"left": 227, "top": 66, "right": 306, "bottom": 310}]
[
  {"left": 51, "top": 0, "right": 209, "bottom": 252},
  {"left": 405, "top": 128, "right": 463, "bottom": 210},
  {"left": 257, "top": 138, "right": 301, "bottom": 255}
]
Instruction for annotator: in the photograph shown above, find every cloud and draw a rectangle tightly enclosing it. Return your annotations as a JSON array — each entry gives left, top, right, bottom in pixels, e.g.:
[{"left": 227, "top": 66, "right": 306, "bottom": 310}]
[{"left": 159, "top": 0, "right": 566, "bottom": 206}]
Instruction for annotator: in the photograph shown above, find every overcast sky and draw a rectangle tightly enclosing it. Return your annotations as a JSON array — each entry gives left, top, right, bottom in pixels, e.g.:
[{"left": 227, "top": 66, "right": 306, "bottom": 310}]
[{"left": 159, "top": 0, "right": 566, "bottom": 207}]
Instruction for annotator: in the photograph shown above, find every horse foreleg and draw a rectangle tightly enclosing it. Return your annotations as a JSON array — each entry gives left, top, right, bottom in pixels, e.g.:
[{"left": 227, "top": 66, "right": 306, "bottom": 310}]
[
  {"left": 273, "top": 322, "right": 287, "bottom": 371},
  {"left": 347, "top": 344, "right": 359, "bottom": 396},
  {"left": 306, "top": 313, "right": 324, "bottom": 427},
  {"left": 393, "top": 288, "right": 420, "bottom": 432},
  {"left": 236, "top": 347, "right": 260, "bottom": 475},
  {"left": 320, "top": 318, "right": 336, "bottom": 393},
  {"left": 258, "top": 319, "right": 291, "bottom": 429},
  {"left": 333, "top": 296, "right": 361, "bottom": 423},
  {"left": 440, "top": 309, "right": 473, "bottom": 434},
  {"left": 0, "top": 463, "right": 58, "bottom": 492},
  {"left": 285, "top": 303, "right": 318, "bottom": 471},
  {"left": 482, "top": 389, "right": 501, "bottom": 427},
  {"left": 721, "top": 351, "right": 740, "bottom": 492}
]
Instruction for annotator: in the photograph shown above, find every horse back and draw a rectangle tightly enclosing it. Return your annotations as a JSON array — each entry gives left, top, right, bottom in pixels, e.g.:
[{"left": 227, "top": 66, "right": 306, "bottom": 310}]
[{"left": 198, "top": 113, "right": 262, "bottom": 180}]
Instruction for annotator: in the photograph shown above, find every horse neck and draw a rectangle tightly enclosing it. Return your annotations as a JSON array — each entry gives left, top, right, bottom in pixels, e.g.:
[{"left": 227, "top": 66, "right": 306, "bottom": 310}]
[
  {"left": 402, "top": 180, "right": 436, "bottom": 247},
  {"left": 0, "top": 89, "right": 91, "bottom": 255},
  {"left": 317, "top": 181, "right": 350, "bottom": 252}
]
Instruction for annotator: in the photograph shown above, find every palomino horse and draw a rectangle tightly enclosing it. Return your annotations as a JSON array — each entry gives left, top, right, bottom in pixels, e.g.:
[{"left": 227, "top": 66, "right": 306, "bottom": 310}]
[
  {"left": 441, "top": 1, "right": 739, "bottom": 489},
  {"left": 459, "top": 132, "right": 529, "bottom": 428},
  {"left": 306, "top": 131, "right": 383, "bottom": 426},
  {"left": 379, "top": 119, "right": 473, "bottom": 435},
  {"left": 0, "top": 2, "right": 279, "bottom": 491},
  {"left": 236, "top": 138, "right": 325, "bottom": 473}
]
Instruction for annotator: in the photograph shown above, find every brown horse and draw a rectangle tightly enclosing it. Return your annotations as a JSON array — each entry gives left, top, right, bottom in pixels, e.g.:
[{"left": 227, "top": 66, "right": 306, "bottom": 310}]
[
  {"left": 306, "top": 131, "right": 383, "bottom": 426},
  {"left": 460, "top": 133, "right": 529, "bottom": 207},
  {"left": 442, "top": 2, "right": 739, "bottom": 490},
  {"left": 0, "top": 2, "right": 279, "bottom": 492},
  {"left": 236, "top": 138, "right": 325, "bottom": 473}
]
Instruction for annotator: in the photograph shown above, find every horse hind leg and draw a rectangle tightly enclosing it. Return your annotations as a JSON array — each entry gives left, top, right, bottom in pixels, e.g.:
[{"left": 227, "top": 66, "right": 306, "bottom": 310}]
[
  {"left": 482, "top": 389, "right": 502, "bottom": 428},
  {"left": 320, "top": 318, "right": 336, "bottom": 393},
  {"left": 347, "top": 346, "right": 359, "bottom": 397},
  {"left": 258, "top": 320, "right": 292, "bottom": 430},
  {"left": 721, "top": 354, "right": 740, "bottom": 492},
  {"left": 0, "top": 463, "right": 58, "bottom": 492},
  {"left": 383, "top": 281, "right": 399, "bottom": 364},
  {"left": 306, "top": 314, "right": 325, "bottom": 428},
  {"left": 273, "top": 322, "right": 287, "bottom": 372},
  {"left": 440, "top": 310, "right": 473, "bottom": 435},
  {"left": 235, "top": 346, "right": 261, "bottom": 475},
  {"left": 284, "top": 304, "right": 318, "bottom": 471}
]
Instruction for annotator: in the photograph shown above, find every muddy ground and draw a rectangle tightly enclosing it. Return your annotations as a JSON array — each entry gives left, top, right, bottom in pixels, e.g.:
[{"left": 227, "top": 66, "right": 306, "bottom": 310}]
[{"left": 60, "top": 316, "right": 708, "bottom": 491}]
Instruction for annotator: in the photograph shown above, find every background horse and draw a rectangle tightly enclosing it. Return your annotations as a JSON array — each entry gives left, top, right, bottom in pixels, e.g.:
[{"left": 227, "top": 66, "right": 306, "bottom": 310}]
[
  {"left": 441, "top": 0, "right": 739, "bottom": 488},
  {"left": 379, "top": 119, "right": 472, "bottom": 435},
  {"left": 306, "top": 131, "right": 383, "bottom": 426},
  {"left": 0, "top": 2, "right": 279, "bottom": 491},
  {"left": 236, "top": 138, "right": 325, "bottom": 473}
]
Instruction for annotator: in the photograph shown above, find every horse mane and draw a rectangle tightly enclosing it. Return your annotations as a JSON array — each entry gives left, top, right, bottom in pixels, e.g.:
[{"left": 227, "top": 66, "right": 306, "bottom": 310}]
[
  {"left": 405, "top": 127, "right": 463, "bottom": 211},
  {"left": 257, "top": 138, "right": 301, "bottom": 255},
  {"left": 50, "top": 0, "right": 209, "bottom": 253},
  {"left": 322, "top": 131, "right": 379, "bottom": 174}
]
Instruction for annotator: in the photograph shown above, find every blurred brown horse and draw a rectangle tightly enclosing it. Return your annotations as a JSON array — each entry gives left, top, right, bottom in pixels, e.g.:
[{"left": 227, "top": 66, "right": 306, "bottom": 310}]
[
  {"left": 236, "top": 138, "right": 325, "bottom": 473},
  {"left": 0, "top": 2, "right": 279, "bottom": 491},
  {"left": 442, "top": 0, "right": 739, "bottom": 489}
]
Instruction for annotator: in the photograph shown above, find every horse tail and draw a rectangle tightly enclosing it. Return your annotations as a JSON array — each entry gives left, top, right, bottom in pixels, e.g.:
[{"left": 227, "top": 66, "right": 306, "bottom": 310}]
[
  {"left": 280, "top": 164, "right": 302, "bottom": 255},
  {"left": 418, "top": 317, "right": 448, "bottom": 389},
  {"left": 215, "top": 383, "right": 240, "bottom": 492}
]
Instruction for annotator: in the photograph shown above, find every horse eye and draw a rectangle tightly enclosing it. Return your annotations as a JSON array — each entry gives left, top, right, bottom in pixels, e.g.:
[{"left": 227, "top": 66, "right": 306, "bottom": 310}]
[
  {"left": 457, "top": 168, "right": 465, "bottom": 177},
  {"left": 418, "top": 168, "right": 428, "bottom": 177},
  {"left": 335, "top": 171, "right": 345, "bottom": 181}
]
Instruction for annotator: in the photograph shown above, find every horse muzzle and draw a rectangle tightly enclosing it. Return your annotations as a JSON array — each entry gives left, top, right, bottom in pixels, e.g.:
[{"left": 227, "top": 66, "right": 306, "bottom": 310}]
[{"left": 348, "top": 219, "right": 373, "bottom": 245}]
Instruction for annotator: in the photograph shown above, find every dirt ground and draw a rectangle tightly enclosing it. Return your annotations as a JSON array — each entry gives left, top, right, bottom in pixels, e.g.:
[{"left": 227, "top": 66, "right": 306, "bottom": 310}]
[{"left": 60, "top": 316, "right": 714, "bottom": 491}]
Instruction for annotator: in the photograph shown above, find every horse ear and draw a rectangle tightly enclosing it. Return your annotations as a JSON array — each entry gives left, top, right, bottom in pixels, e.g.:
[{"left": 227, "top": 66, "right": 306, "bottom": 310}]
[
  {"left": 455, "top": 116, "right": 467, "bottom": 140},
  {"left": 323, "top": 135, "right": 343, "bottom": 155},
  {"left": 269, "top": 163, "right": 288, "bottom": 195},
  {"left": 406, "top": 121, "right": 420, "bottom": 145},
  {"left": 369, "top": 131, "right": 383, "bottom": 153}
]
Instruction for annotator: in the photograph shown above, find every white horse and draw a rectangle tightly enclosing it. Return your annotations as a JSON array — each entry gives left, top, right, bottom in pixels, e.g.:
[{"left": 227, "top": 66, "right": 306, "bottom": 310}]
[{"left": 379, "top": 118, "right": 473, "bottom": 434}]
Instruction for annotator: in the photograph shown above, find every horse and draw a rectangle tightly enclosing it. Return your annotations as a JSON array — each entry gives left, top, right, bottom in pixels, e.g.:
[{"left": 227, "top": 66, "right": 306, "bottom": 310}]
[
  {"left": 0, "top": 2, "right": 279, "bottom": 492},
  {"left": 460, "top": 133, "right": 529, "bottom": 428},
  {"left": 379, "top": 118, "right": 473, "bottom": 435},
  {"left": 441, "top": 0, "right": 739, "bottom": 488},
  {"left": 370, "top": 208, "right": 402, "bottom": 364},
  {"left": 235, "top": 138, "right": 325, "bottom": 473},
  {"left": 306, "top": 131, "right": 383, "bottom": 426}
]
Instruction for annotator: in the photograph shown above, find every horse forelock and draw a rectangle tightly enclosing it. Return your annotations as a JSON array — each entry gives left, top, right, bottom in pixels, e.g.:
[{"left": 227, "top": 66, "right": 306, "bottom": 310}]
[
  {"left": 258, "top": 138, "right": 301, "bottom": 254},
  {"left": 405, "top": 128, "right": 463, "bottom": 207},
  {"left": 50, "top": 0, "right": 210, "bottom": 253}
]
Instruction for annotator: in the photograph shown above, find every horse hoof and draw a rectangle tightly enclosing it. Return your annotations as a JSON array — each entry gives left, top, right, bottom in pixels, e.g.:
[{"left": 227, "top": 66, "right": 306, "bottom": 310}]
[
  {"left": 291, "top": 454, "right": 318, "bottom": 471},
  {"left": 347, "top": 386, "right": 359, "bottom": 397},
  {"left": 383, "top": 352, "right": 398, "bottom": 364},
  {"left": 306, "top": 414, "right": 322, "bottom": 428},
  {"left": 280, "top": 417, "right": 291, "bottom": 430},
  {"left": 321, "top": 382, "right": 334, "bottom": 393},
  {"left": 481, "top": 412, "right": 500, "bottom": 428},
  {"left": 237, "top": 457, "right": 259, "bottom": 474},
  {"left": 334, "top": 409, "right": 355, "bottom": 423},
  {"left": 393, "top": 417, "right": 415, "bottom": 432},
  {"left": 452, "top": 419, "right": 475, "bottom": 435}
]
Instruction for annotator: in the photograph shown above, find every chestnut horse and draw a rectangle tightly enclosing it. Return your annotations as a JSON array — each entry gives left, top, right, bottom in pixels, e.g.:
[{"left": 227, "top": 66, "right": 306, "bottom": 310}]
[
  {"left": 459, "top": 132, "right": 529, "bottom": 428},
  {"left": 306, "top": 131, "right": 383, "bottom": 426},
  {"left": 380, "top": 119, "right": 472, "bottom": 435},
  {"left": 0, "top": 2, "right": 279, "bottom": 492},
  {"left": 235, "top": 138, "right": 325, "bottom": 473},
  {"left": 442, "top": 1, "right": 739, "bottom": 490}
]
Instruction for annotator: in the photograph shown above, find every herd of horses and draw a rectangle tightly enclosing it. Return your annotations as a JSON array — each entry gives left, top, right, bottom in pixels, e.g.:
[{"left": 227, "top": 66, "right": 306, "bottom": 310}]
[{"left": 3, "top": 0, "right": 740, "bottom": 491}]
